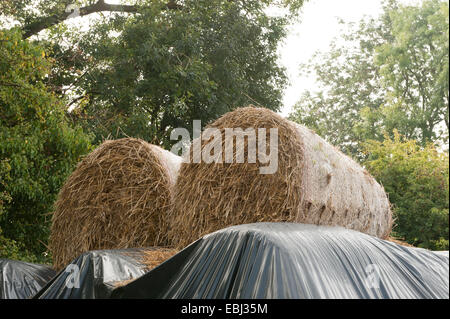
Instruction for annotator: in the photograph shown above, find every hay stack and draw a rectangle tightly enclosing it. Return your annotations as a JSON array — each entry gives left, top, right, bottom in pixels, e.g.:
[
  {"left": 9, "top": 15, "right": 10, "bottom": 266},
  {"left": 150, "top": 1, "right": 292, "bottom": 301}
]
[
  {"left": 168, "top": 106, "right": 392, "bottom": 248},
  {"left": 49, "top": 138, "right": 181, "bottom": 270}
]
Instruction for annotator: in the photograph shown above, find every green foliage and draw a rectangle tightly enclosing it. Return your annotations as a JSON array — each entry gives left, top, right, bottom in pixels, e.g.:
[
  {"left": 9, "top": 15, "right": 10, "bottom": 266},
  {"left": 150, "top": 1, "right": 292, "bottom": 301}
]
[
  {"left": 47, "top": 0, "right": 291, "bottom": 147},
  {"left": 291, "top": 0, "right": 449, "bottom": 249},
  {"left": 0, "top": 28, "right": 92, "bottom": 262},
  {"left": 0, "top": 230, "right": 23, "bottom": 260},
  {"left": 0, "top": 159, "right": 12, "bottom": 215},
  {"left": 0, "top": 0, "right": 87, "bottom": 26},
  {"left": 289, "top": 0, "right": 449, "bottom": 158},
  {"left": 363, "top": 131, "right": 449, "bottom": 250},
  {"left": 0, "top": 228, "right": 46, "bottom": 262},
  {"left": 0, "top": 0, "right": 305, "bottom": 261},
  {"left": 371, "top": 0, "right": 449, "bottom": 143}
]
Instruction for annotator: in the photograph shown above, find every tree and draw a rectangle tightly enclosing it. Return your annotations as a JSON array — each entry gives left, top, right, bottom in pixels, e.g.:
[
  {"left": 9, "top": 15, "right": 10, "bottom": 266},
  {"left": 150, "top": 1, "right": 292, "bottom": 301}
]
[
  {"left": 7, "top": 0, "right": 182, "bottom": 39},
  {"left": 0, "top": 29, "right": 92, "bottom": 262},
  {"left": 1, "top": 0, "right": 304, "bottom": 38},
  {"left": 0, "top": 0, "right": 306, "bottom": 260},
  {"left": 363, "top": 131, "right": 449, "bottom": 250},
  {"left": 289, "top": 0, "right": 449, "bottom": 158},
  {"left": 2, "top": 0, "right": 305, "bottom": 148},
  {"left": 49, "top": 0, "right": 295, "bottom": 147},
  {"left": 374, "top": 0, "right": 449, "bottom": 143}
]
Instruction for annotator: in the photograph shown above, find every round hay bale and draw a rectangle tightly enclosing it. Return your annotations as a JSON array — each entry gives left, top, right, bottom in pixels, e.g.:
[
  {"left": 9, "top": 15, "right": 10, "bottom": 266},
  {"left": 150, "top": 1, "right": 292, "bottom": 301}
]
[
  {"left": 168, "top": 106, "right": 393, "bottom": 248},
  {"left": 49, "top": 138, "right": 181, "bottom": 270}
]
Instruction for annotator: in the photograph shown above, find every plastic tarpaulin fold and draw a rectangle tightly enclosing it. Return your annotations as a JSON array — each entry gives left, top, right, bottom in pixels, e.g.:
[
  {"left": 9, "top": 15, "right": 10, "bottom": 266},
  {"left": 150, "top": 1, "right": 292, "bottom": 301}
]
[
  {"left": 33, "top": 248, "right": 150, "bottom": 299},
  {"left": 0, "top": 259, "right": 56, "bottom": 299},
  {"left": 111, "top": 222, "right": 449, "bottom": 299}
]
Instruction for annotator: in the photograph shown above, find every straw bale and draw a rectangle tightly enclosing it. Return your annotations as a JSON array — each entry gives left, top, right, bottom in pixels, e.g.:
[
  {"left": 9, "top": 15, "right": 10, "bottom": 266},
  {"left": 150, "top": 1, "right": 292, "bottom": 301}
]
[
  {"left": 49, "top": 138, "right": 181, "bottom": 270},
  {"left": 168, "top": 106, "right": 392, "bottom": 248}
]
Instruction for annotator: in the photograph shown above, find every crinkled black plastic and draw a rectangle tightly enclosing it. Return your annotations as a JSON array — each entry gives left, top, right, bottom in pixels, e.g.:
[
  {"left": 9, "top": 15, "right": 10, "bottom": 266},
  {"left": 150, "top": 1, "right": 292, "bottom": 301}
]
[
  {"left": 34, "top": 248, "right": 150, "bottom": 299},
  {"left": 111, "top": 223, "right": 449, "bottom": 299},
  {"left": 0, "top": 259, "right": 56, "bottom": 299}
]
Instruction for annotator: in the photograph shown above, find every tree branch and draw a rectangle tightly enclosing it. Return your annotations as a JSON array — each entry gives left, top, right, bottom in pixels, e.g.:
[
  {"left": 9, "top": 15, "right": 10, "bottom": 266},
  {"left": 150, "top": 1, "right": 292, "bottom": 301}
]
[
  {"left": 22, "top": 0, "right": 181, "bottom": 39},
  {"left": 0, "top": 80, "right": 22, "bottom": 88}
]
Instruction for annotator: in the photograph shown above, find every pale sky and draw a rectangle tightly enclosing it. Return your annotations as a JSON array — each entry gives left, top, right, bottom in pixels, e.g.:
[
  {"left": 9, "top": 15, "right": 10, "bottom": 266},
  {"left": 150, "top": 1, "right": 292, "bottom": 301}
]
[{"left": 278, "top": 0, "right": 385, "bottom": 116}]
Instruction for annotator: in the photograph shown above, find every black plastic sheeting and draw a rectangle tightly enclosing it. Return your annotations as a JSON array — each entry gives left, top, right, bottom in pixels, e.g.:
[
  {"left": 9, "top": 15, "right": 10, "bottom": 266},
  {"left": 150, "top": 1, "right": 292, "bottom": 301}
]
[
  {"left": 0, "top": 259, "right": 56, "bottom": 299},
  {"left": 112, "top": 222, "right": 449, "bottom": 299},
  {"left": 33, "top": 248, "right": 150, "bottom": 299}
]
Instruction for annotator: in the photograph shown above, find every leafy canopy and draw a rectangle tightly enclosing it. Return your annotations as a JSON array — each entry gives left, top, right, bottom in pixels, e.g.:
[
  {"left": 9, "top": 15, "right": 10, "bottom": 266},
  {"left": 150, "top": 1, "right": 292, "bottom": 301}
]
[
  {"left": 47, "top": 0, "right": 296, "bottom": 147},
  {"left": 363, "top": 131, "right": 449, "bottom": 250},
  {"left": 0, "top": 28, "right": 92, "bottom": 262}
]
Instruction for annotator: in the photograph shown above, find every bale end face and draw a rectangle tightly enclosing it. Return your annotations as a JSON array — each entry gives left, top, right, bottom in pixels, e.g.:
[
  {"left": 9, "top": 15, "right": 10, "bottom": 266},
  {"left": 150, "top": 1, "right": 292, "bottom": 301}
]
[{"left": 49, "top": 138, "right": 181, "bottom": 270}]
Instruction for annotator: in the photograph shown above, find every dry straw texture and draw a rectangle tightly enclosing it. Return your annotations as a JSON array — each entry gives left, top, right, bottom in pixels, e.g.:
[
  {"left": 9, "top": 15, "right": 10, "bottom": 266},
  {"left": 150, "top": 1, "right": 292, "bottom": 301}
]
[
  {"left": 140, "top": 247, "right": 178, "bottom": 270},
  {"left": 113, "top": 247, "right": 178, "bottom": 288},
  {"left": 168, "top": 106, "right": 393, "bottom": 248},
  {"left": 49, "top": 138, "right": 181, "bottom": 270}
]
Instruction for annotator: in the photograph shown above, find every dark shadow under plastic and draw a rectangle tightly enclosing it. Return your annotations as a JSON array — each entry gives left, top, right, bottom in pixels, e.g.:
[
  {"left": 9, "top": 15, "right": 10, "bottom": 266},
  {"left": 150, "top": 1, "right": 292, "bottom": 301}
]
[{"left": 111, "top": 223, "right": 449, "bottom": 299}]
